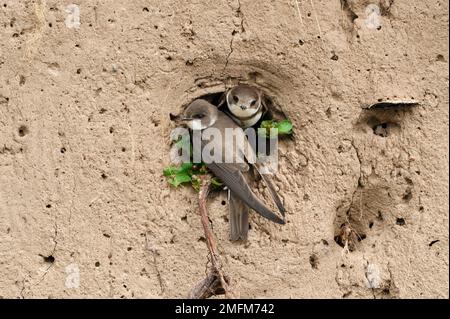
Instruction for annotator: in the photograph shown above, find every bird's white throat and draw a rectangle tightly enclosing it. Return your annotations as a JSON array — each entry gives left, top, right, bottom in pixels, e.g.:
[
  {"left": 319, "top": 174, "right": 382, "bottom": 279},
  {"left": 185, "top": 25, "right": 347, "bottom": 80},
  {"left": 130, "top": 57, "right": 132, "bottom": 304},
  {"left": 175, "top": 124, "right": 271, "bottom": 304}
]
[
  {"left": 231, "top": 110, "right": 263, "bottom": 128},
  {"left": 187, "top": 115, "right": 217, "bottom": 130}
]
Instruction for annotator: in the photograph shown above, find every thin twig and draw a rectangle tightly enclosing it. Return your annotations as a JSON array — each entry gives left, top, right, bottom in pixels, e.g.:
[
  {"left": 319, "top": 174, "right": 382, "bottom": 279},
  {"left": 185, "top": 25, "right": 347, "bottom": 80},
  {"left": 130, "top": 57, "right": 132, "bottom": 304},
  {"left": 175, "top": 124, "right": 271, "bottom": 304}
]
[{"left": 188, "top": 175, "right": 236, "bottom": 299}]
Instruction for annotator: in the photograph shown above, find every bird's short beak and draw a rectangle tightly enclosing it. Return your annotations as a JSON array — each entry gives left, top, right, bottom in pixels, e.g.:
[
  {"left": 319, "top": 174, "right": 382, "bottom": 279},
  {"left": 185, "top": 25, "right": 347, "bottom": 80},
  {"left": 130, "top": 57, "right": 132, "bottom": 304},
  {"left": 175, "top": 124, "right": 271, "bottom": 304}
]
[{"left": 171, "top": 115, "right": 192, "bottom": 125}]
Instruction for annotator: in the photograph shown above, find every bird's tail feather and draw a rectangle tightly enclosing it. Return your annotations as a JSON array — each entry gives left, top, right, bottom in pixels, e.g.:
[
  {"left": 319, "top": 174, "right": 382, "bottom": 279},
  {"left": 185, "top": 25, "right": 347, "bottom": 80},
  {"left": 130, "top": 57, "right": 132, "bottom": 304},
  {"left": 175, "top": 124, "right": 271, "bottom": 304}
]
[{"left": 229, "top": 190, "right": 249, "bottom": 241}]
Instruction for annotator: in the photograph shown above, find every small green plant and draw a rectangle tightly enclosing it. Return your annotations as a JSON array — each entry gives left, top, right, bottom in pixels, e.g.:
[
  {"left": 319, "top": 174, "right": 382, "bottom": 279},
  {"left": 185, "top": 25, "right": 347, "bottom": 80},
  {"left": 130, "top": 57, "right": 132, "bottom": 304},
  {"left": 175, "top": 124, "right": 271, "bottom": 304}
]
[
  {"left": 165, "top": 134, "right": 222, "bottom": 190},
  {"left": 163, "top": 162, "right": 223, "bottom": 191},
  {"left": 258, "top": 119, "right": 293, "bottom": 138},
  {"left": 163, "top": 162, "right": 195, "bottom": 187}
]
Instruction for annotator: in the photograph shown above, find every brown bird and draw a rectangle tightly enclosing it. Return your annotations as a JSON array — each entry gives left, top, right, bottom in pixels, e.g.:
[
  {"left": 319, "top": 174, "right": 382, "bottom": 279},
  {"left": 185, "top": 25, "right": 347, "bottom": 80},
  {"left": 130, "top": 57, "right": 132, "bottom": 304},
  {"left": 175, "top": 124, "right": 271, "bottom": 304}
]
[
  {"left": 180, "top": 99, "right": 285, "bottom": 241},
  {"left": 219, "top": 84, "right": 266, "bottom": 129}
]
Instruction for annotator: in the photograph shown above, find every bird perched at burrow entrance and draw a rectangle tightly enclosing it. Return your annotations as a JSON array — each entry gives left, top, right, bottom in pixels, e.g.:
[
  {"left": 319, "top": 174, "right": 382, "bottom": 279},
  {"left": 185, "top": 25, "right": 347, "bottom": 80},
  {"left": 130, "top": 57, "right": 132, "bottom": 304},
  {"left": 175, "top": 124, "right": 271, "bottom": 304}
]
[
  {"left": 219, "top": 83, "right": 284, "bottom": 216},
  {"left": 180, "top": 99, "right": 286, "bottom": 241},
  {"left": 218, "top": 84, "right": 267, "bottom": 129}
]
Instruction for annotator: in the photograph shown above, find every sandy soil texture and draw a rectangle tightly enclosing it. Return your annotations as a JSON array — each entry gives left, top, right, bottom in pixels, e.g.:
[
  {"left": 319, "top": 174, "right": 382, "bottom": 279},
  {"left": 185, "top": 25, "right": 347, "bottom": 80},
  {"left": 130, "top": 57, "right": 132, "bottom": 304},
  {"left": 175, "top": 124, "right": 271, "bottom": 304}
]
[{"left": 0, "top": 0, "right": 448, "bottom": 298}]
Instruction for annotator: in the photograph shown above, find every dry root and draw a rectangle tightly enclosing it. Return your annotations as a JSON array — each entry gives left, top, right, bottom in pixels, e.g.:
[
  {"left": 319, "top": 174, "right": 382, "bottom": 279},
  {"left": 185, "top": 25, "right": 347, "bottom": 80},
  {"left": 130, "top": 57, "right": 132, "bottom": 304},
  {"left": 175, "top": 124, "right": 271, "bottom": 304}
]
[{"left": 188, "top": 175, "right": 236, "bottom": 299}]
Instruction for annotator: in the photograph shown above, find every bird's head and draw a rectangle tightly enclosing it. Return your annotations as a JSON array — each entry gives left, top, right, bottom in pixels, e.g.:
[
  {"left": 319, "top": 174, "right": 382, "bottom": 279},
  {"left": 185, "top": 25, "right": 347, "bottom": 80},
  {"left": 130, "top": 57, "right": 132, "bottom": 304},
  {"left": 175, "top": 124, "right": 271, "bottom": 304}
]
[
  {"left": 226, "top": 84, "right": 262, "bottom": 119},
  {"left": 180, "top": 99, "right": 219, "bottom": 130}
]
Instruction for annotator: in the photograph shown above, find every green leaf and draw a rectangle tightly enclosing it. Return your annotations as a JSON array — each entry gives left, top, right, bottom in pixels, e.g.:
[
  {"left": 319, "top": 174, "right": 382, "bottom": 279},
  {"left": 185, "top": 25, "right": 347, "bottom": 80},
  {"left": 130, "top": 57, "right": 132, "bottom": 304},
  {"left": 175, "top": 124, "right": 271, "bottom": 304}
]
[
  {"left": 178, "top": 162, "right": 193, "bottom": 174},
  {"left": 260, "top": 120, "right": 276, "bottom": 129},
  {"left": 163, "top": 162, "right": 193, "bottom": 177},
  {"left": 163, "top": 166, "right": 179, "bottom": 176},
  {"left": 276, "top": 120, "right": 293, "bottom": 135},
  {"left": 258, "top": 119, "right": 293, "bottom": 137},
  {"left": 211, "top": 177, "right": 223, "bottom": 187},
  {"left": 168, "top": 173, "right": 191, "bottom": 187}
]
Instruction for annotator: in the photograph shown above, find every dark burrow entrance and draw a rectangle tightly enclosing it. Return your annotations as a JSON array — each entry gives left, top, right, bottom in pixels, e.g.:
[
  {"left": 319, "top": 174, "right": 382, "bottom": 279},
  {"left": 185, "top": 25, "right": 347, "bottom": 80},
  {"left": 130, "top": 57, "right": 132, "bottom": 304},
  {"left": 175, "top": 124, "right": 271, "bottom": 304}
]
[
  {"left": 170, "top": 88, "right": 293, "bottom": 159},
  {"left": 168, "top": 86, "right": 294, "bottom": 211}
]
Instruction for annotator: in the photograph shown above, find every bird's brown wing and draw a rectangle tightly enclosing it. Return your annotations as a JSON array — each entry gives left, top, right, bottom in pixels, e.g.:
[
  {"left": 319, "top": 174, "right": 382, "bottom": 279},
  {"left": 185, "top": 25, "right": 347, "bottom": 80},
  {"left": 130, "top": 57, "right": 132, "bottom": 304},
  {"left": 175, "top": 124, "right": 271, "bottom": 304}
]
[
  {"left": 238, "top": 128, "right": 287, "bottom": 217},
  {"left": 205, "top": 162, "right": 285, "bottom": 224},
  {"left": 252, "top": 165, "right": 286, "bottom": 217}
]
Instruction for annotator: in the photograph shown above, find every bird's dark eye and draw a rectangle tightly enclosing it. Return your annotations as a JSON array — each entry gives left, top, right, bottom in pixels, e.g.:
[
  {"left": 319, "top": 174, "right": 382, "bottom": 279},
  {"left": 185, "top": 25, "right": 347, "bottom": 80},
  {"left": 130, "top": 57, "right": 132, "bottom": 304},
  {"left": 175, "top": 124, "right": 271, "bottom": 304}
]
[
  {"left": 250, "top": 99, "right": 257, "bottom": 107},
  {"left": 193, "top": 113, "right": 205, "bottom": 119},
  {"left": 233, "top": 95, "right": 239, "bottom": 103}
]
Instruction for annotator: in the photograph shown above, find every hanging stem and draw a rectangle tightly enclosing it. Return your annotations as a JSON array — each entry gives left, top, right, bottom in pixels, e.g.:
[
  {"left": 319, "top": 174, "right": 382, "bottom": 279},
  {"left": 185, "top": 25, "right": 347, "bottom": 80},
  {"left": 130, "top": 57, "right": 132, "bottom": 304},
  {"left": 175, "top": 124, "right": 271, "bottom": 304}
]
[{"left": 188, "top": 175, "right": 235, "bottom": 299}]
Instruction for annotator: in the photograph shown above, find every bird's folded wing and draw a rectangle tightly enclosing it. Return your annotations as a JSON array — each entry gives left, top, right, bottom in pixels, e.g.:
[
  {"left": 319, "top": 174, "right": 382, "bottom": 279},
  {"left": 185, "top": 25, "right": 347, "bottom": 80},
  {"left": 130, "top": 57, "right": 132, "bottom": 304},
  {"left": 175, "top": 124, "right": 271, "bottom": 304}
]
[
  {"left": 253, "top": 165, "right": 286, "bottom": 217},
  {"left": 241, "top": 135, "right": 286, "bottom": 217},
  {"left": 206, "top": 162, "right": 285, "bottom": 224}
]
